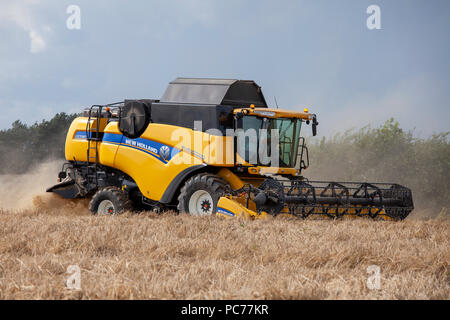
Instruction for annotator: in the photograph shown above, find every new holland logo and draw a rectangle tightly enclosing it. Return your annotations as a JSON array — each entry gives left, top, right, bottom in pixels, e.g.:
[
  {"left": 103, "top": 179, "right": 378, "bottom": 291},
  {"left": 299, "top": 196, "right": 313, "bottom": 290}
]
[{"left": 159, "top": 145, "right": 170, "bottom": 161}]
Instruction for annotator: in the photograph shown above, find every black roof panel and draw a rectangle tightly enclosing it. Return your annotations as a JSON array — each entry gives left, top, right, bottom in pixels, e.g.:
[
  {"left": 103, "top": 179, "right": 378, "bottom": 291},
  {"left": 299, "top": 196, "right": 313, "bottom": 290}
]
[{"left": 160, "top": 77, "right": 267, "bottom": 107}]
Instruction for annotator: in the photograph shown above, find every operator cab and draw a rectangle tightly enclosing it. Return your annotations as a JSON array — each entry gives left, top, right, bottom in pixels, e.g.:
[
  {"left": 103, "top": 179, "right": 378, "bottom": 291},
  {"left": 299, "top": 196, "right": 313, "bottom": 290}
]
[{"left": 233, "top": 107, "right": 317, "bottom": 174}]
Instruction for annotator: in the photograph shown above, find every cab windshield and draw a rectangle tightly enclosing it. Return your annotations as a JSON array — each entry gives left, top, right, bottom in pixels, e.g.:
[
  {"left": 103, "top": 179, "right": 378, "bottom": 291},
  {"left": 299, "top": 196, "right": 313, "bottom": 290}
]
[{"left": 237, "top": 116, "right": 301, "bottom": 167}]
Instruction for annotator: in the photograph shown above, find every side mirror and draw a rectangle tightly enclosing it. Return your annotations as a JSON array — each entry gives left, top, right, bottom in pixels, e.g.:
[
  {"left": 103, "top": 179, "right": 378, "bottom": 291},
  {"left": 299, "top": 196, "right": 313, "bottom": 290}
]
[
  {"left": 312, "top": 116, "right": 318, "bottom": 136},
  {"left": 297, "top": 137, "right": 310, "bottom": 169}
]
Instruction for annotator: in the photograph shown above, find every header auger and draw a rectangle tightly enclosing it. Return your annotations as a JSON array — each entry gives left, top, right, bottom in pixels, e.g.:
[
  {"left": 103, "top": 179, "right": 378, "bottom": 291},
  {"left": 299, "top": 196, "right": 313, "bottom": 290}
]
[{"left": 47, "top": 78, "right": 414, "bottom": 220}]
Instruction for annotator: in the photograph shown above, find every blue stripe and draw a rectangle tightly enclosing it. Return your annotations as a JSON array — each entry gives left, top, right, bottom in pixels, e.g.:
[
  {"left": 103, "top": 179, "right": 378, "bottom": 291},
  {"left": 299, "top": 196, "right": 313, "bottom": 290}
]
[
  {"left": 217, "top": 207, "right": 235, "bottom": 217},
  {"left": 75, "top": 131, "right": 184, "bottom": 164},
  {"left": 74, "top": 131, "right": 89, "bottom": 139},
  {"left": 103, "top": 133, "right": 123, "bottom": 144},
  {"left": 102, "top": 133, "right": 181, "bottom": 164},
  {"left": 104, "top": 140, "right": 166, "bottom": 163}
]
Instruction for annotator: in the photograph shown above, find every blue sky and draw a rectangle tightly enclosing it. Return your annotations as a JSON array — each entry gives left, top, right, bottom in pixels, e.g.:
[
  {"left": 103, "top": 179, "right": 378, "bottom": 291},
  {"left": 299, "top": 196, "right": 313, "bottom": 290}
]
[{"left": 0, "top": 0, "right": 449, "bottom": 137}]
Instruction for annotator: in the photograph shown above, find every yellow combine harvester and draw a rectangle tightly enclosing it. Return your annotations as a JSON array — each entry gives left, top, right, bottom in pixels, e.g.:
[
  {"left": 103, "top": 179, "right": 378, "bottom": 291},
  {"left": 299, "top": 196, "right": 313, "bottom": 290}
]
[{"left": 47, "top": 78, "right": 413, "bottom": 220}]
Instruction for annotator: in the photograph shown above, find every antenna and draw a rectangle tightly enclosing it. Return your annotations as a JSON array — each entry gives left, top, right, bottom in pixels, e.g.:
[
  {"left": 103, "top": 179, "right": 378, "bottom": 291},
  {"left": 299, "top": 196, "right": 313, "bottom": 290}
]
[{"left": 274, "top": 96, "right": 279, "bottom": 109}]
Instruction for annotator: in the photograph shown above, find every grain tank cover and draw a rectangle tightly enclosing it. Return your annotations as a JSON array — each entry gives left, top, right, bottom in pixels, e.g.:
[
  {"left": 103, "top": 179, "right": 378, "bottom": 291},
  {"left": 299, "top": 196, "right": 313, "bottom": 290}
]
[{"left": 160, "top": 78, "right": 268, "bottom": 107}]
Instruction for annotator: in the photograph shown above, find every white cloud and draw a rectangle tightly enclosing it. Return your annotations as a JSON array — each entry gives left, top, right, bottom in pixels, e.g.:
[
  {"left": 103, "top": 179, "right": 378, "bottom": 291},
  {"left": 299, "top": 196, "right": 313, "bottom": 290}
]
[
  {"left": 0, "top": 0, "right": 47, "bottom": 54},
  {"left": 29, "top": 30, "right": 46, "bottom": 53}
]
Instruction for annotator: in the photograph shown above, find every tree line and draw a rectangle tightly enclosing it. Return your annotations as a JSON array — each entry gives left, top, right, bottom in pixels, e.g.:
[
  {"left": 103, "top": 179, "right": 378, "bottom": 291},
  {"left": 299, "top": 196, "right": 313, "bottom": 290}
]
[
  {"left": 0, "top": 113, "right": 77, "bottom": 174},
  {"left": 306, "top": 118, "right": 449, "bottom": 212}
]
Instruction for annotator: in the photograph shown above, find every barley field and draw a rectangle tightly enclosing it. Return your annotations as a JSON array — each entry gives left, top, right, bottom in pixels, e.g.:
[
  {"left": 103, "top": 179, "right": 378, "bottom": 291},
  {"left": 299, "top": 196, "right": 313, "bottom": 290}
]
[
  {"left": 0, "top": 162, "right": 448, "bottom": 300},
  {"left": 0, "top": 192, "right": 448, "bottom": 300}
]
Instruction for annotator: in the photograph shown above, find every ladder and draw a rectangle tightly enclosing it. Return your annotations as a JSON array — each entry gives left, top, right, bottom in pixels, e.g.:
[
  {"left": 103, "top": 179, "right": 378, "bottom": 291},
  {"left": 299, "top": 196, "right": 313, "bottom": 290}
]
[{"left": 85, "top": 105, "right": 103, "bottom": 187}]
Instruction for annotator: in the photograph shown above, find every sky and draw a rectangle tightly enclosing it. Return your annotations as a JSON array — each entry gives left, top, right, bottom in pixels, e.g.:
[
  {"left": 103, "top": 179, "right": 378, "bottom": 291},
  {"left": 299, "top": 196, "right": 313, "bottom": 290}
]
[{"left": 0, "top": 0, "right": 449, "bottom": 138}]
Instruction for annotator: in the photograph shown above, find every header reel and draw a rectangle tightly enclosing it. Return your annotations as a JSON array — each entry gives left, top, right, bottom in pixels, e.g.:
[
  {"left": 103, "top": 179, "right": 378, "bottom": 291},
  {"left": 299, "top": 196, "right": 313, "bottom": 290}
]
[{"left": 231, "top": 178, "right": 414, "bottom": 221}]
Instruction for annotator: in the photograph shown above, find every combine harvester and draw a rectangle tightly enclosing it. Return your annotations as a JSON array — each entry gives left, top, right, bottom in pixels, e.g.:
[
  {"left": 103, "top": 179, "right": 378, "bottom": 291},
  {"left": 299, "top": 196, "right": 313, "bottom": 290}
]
[{"left": 47, "top": 78, "right": 413, "bottom": 220}]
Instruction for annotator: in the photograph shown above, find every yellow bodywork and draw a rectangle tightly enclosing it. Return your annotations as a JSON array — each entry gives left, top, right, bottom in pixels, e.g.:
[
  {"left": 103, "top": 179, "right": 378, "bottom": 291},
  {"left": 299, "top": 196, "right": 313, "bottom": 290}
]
[
  {"left": 65, "top": 107, "right": 306, "bottom": 203},
  {"left": 216, "top": 196, "right": 268, "bottom": 219},
  {"left": 64, "top": 107, "right": 393, "bottom": 220},
  {"left": 216, "top": 194, "right": 392, "bottom": 221},
  {"left": 66, "top": 118, "right": 231, "bottom": 201}
]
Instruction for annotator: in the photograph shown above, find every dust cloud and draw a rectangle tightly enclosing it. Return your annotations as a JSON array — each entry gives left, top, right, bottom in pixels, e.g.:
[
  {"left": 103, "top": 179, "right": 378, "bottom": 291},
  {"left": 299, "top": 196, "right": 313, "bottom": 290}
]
[{"left": 0, "top": 160, "right": 89, "bottom": 214}]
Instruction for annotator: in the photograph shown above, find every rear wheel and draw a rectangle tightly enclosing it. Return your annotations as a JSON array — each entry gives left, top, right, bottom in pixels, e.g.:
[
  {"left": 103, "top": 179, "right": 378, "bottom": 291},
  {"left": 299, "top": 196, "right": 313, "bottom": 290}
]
[
  {"left": 89, "top": 187, "right": 133, "bottom": 215},
  {"left": 177, "top": 173, "right": 228, "bottom": 216}
]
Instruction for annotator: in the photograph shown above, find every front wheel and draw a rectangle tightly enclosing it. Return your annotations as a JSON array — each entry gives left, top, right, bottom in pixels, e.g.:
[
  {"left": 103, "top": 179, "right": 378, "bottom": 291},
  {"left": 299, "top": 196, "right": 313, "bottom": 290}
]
[
  {"left": 89, "top": 187, "right": 133, "bottom": 215},
  {"left": 177, "top": 173, "right": 228, "bottom": 216}
]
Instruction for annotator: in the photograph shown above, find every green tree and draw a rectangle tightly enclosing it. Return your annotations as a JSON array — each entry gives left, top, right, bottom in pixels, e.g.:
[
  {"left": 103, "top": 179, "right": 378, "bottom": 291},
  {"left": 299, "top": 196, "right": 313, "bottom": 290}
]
[
  {"left": 0, "top": 113, "right": 77, "bottom": 174},
  {"left": 306, "top": 119, "right": 449, "bottom": 212}
]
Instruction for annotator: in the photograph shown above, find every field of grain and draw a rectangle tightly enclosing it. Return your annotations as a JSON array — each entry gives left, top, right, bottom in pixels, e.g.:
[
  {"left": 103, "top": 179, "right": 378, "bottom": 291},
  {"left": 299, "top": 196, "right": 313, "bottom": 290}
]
[{"left": 0, "top": 192, "right": 448, "bottom": 300}]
